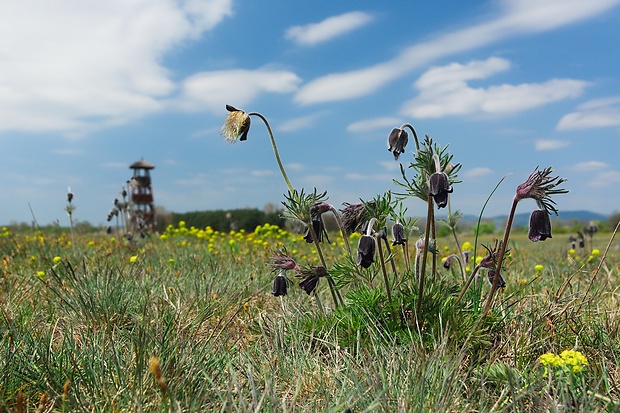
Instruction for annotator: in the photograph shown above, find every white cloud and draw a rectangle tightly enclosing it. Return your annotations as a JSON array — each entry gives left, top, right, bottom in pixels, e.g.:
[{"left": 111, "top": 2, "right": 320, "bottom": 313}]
[
  {"left": 573, "top": 161, "right": 609, "bottom": 171},
  {"left": 0, "top": 0, "right": 233, "bottom": 135},
  {"left": 285, "top": 11, "right": 373, "bottom": 46},
  {"left": 347, "top": 117, "right": 403, "bottom": 133},
  {"left": 276, "top": 113, "right": 325, "bottom": 132},
  {"left": 464, "top": 167, "right": 494, "bottom": 178},
  {"left": 590, "top": 170, "right": 620, "bottom": 187},
  {"left": 556, "top": 97, "right": 620, "bottom": 130},
  {"left": 177, "top": 69, "right": 301, "bottom": 113},
  {"left": 534, "top": 139, "right": 570, "bottom": 151},
  {"left": 399, "top": 57, "right": 588, "bottom": 118},
  {"left": 294, "top": 0, "right": 618, "bottom": 104}
]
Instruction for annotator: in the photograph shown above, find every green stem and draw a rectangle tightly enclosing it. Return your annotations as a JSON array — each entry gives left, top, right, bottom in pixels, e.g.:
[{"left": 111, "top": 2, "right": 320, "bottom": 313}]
[
  {"left": 249, "top": 112, "right": 294, "bottom": 194},
  {"left": 306, "top": 214, "right": 342, "bottom": 308},
  {"left": 416, "top": 194, "right": 433, "bottom": 316},
  {"left": 481, "top": 197, "right": 518, "bottom": 319},
  {"left": 377, "top": 235, "right": 393, "bottom": 308}
]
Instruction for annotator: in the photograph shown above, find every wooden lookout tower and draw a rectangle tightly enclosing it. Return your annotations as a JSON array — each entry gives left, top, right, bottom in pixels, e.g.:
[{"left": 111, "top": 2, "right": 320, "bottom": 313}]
[{"left": 128, "top": 159, "right": 156, "bottom": 230}]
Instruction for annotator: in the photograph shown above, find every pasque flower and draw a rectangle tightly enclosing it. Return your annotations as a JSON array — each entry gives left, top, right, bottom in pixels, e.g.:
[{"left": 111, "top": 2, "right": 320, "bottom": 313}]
[
  {"left": 529, "top": 209, "right": 552, "bottom": 242},
  {"left": 428, "top": 171, "right": 453, "bottom": 208},
  {"left": 515, "top": 166, "right": 567, "bottom": 214},
  {"left": 340, "top": 202, "right": 368, "bottom": 234},
  {"left": 272, "top": 272, "right": 289, "bottom": 296},
  {"left": 221, "top": 105, "right": 251, "bottom": 142},
  {"left": 391, "top": 222, "right": 407, "bottom": 246},
  {"left": 297, "top": 266, "right": 328, "bottom": 295},
  {"left": 387, "top": 127, "right": 408, "bottom": 160}
]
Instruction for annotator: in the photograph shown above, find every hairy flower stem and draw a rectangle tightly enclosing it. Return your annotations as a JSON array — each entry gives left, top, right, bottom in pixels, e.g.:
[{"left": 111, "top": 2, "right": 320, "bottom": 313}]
[
  {"left": 401, "top": 123, "right": 420, "bottom": 152},
  {"left": 376, "top": 236, "right": 393, "bottom": 309},
  {"left": 455, "top": 263, "right": 482, "bottom": 304},
  {"left": 306, "top": 214, "right": 343, "bottom": 308},
  {"left": 416, "top": 194, "right": 434, "bottom": 316},
  {"left": 248, "top": 112, "right": 294, "bottom": 194},
  {"left": 402, "top": 241, "right": 411, "bottom": 272},
  {"left": 481, "top": 197, "right": 518, "bottom": 318}
]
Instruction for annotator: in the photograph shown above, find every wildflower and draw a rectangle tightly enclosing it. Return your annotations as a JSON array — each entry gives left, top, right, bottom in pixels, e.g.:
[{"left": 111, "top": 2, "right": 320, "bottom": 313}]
[
  {"left": 487, "top": 269, "right": 506, "bottom": 288},
  {"left": 269, "top": 248, "right": 300, "bottom": 273},
  {"left": 540, "top": 352, "right": 563, "bottom": 367},
  {"left": 221, "top": 105, "right": 251, "bottom": 142},
  {"left": 428, "top": 171, "right": 453, "bottom": 208},
  {"left": 387, "top": 127, "right": 408, "bottom": 160},
  {"left": 297, "top": 266, "right": 328, "bottom": 295},
  {"left": 67, "top": 187, "right": 73, "bottom": 203},
  {"left": 461, "top": 241, "right": 473, "bottom": 252},
  {"left": 36, "top": 270, "right": 46, "bottom": 278},
  {"left": 357, "top": 234, "right": 376, "bottom": 268},
  {"left": 443, "top": 255, "right": 454, "bottom": 269},
  {"left": 568, "top": 248, "right": 576, "bottom": 256},
  {"left": 129, "top": 255, "right": 138, "bottom": 263},
  {"left": 535, "top": 264, "right": 544, "bottom": 272},
  {"left": 591, "top": 248, "right": 600, "bottom": 257},
  {"left": 53, "top": 256, "right": 61, "bottom": 264},
  {"left": 528, "top": 209, "right": 552, "bottom": 242},
  {"left": 391, "top": 222, "right": 407, "bottom": 246},
  {"left": 272, "top": 272, "right": 289, "bottom": 297},
  {"left": 515, "top": 166, "right": 568, "bottom": 214},
  {"left": 340, "top": 202, "right": 368, "bottom": 234},
  {"left": 304, "top": 219, "right": 329, "bottom": 243},
  {"left": 149, "top": 356, "right": 168, "bottom": 395}
]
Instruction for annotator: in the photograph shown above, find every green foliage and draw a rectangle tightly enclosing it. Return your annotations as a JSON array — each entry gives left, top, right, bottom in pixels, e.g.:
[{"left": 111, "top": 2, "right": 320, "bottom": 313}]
[{"left": 172, "top": 207, "right": 285, "bottom": 232}]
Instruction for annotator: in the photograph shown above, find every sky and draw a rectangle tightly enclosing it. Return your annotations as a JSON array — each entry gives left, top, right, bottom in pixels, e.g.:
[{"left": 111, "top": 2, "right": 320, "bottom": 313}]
[{"left": 1, "top": 0, "right": 620, "bottom": 227}]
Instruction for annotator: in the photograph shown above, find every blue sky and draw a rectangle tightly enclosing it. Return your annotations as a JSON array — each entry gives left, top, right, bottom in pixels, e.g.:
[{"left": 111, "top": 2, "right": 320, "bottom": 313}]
[{"left": 1, "top": 0, "right": 620, "bottom": 227}]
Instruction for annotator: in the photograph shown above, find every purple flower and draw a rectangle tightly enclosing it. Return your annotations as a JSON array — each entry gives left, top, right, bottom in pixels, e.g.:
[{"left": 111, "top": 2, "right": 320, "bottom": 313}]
[
  {"left": 387, "top": 127, "right": 409, "bottom": 160},
  {"left": 429, "top": 172, "right": 453, "bottom": 209},
  {"left": 391, "top": 222, "right": 407, "bottom": 246},
  {"left": 272, "top": 273, "right": 289, "bottom": 297},
  {"left": 357, "top": 234, "right": 376, "bottom": 268},
  {"left": 528, "top": 209, "right": 552, "bottom": 242}
]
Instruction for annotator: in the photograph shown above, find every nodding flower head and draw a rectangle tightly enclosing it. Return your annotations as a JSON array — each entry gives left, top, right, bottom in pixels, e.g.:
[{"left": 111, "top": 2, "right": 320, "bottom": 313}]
[
  {"left": 515, "top": 167, "right": 568, "bottom": 214},
  {"left": 67, "top": 187, "right": 73, "bottom": 203},
  {"left": 297, "top": 266, "right": 328, "bottom": 295},
  {"left": 391, "top": 222, "right": 407, "bottom": 246},
  {"left": 272, "top": 272, "right": 289, "bottom": 297},
  {"left": 428, "top": 171, "right": 453, "bottom": 208},
  {"left": 479, "top": 240, "right": 509, "bottom": 269},
  {"left": 528, "top": 209, "right": 552, "bottom": 242},
  {"left": 221, "top": 105, "right": 251, "bottom": 142},
  {"left": 304, "top": 219, "right": 330, "bottom": 244},
  {"left": 487, "top": 269, "right": 506, "bottom": 289},
  {"left": 387, "top": 127, "right": 408, "bottom": 160},
  {"left": 357, "top": 234, "right": 376, "bottom": 268}
]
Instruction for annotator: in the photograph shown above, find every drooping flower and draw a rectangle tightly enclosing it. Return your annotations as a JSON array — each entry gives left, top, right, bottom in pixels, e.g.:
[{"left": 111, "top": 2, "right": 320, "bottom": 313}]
[
  {"left": 391, "top": 222, "right": 407, "bottom": 246},
  {"left": 303, "top": 219, "right": 329, "bottom": 243},
  {"left": 387, "top": 127, "right": 408, "bottom": 160},
  {"left": 221, "top": 105, "right": 251, "bottom": 142},
  {"left": 487, "top": 269, "right": 506, "bottom": 289},
  {"left": 428, "top": 171, "right": 453, "bottom": 208},
  {"left": 269, "top": 248, "right": 300, "bottom": 273},
  {"left": 339, "top": 202, "right": 368, "bottom": 234},
  {"left": 297, "top": 266, "right": 328, "bottom": 295},
  {"left": 357, "top": 234, "right": 376, "bottom": 268},
  {"left": 528, "top": 209, "right": 552, "bottom": 242},
  {"left": 272, "top": 272, "right": 289, "bottom": 297}
]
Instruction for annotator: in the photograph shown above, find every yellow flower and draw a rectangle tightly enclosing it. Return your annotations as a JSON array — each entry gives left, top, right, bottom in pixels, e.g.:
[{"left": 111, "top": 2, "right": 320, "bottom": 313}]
[
  {"left": 540, "top": 352, "right": 563, "bottom": 367},
  {"left": 129, "top": 255, "right": 138, "bottom": 263},
  {"left": 591, "top": 248, "right": 600, "bottom": 257},
  {"left": 535, "top": 264, "right": 544, "bottom": 272},
  {"left": 53, "top": 256, "right": 61, "bottom": 264},
  {"left": 568, "top": 248, "right": 576, "bottom": 256},
  {"left": 461, "top": 241, "right": 473, "bottom": 251},
  {"left": 36, "top": 270, "right": 46, "bottom": 278}
]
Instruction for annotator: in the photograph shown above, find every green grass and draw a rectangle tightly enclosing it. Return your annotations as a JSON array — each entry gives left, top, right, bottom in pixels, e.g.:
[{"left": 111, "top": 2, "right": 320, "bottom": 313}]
[{"left": 1, "top": 225, "right": 619, "bottom": 412}]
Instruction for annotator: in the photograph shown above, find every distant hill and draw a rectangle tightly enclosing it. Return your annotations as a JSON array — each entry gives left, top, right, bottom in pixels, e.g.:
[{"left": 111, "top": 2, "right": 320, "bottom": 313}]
[{"left": 454, "top": 210, "right": 608, "bottom": 227}]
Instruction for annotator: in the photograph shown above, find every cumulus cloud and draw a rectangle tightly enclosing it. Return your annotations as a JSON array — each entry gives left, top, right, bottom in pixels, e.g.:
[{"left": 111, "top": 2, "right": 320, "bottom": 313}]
[
  {"left": 285, "top": 11, "right": 373, "bottom": 46},
  {"left": 177, "top": 68, "right": 301, "bottom": 113},
  {"left": 399, "top": 57, "right": 588, "bottom": 118},
  {"left": 556, "top": 97, "right": 620, "bottom": 130},
  {"left": 276, "top": 112, "right": 325, "bottom": 132},
  {"left": 0, "top": 0, "right": 233, "bottom": 135},
  {"left": 294, "top": 0, "right": 618, "bottom": 105},
  {"left": 534, "top": 139, "right": 570, "bottom": 151},
  {"left": 573, "top": 161, "right": 609, "bottom": 171}
]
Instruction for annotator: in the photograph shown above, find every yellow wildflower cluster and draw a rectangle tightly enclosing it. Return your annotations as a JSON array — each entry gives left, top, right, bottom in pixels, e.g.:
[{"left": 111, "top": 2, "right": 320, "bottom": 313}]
[{"left": 540, "top": 350, "right": 588, "bottom": 373}]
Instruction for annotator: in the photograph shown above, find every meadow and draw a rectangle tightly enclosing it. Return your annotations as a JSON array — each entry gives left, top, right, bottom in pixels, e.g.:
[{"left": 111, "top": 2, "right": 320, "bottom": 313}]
[
  {"left": 3, "top": 109, "right": 620, "bottom": 412},
  {"left": 1, "top": 220, "right": 619, "bottom": 412}
]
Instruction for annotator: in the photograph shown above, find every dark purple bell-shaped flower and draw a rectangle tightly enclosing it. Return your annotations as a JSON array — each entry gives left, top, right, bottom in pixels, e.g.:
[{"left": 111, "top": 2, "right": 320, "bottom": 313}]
[
  {"left": 528, "top": 209, "right": 552, "bottom": 242},
  {"left": 429, "top": 172, "right": 453, "bottom": 208},
  {"left": 357, "top": 234, "right": 376, "bottom": 268},
  {"left": 387, "top": 128, "right": 408, "bottom": 160},
  {"left": 272, "top": 272, "right": 288, "bottom": 297},
  {"left": 487, "top": 269, "right": 506, "bottom": 289},
  {"left": 391, "top": 222, "right": 407, "bottom": 246}
]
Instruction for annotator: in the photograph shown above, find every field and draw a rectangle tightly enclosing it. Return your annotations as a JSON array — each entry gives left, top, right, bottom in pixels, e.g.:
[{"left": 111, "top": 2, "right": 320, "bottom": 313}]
[{"left": 1, "top": 220, "right": 619, "bottom": 412}]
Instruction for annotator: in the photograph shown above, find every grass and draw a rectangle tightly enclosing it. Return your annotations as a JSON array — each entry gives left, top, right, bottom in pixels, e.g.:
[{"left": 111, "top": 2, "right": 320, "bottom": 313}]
[{"left": 1, "top": 223, "right": 619, "bottom": 412}]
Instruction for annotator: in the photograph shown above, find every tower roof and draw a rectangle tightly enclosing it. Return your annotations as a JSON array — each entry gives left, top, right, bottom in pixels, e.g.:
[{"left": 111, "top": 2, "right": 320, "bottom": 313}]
[{"left": 129, "top": 159, "right": 155, "bottom": 170}]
